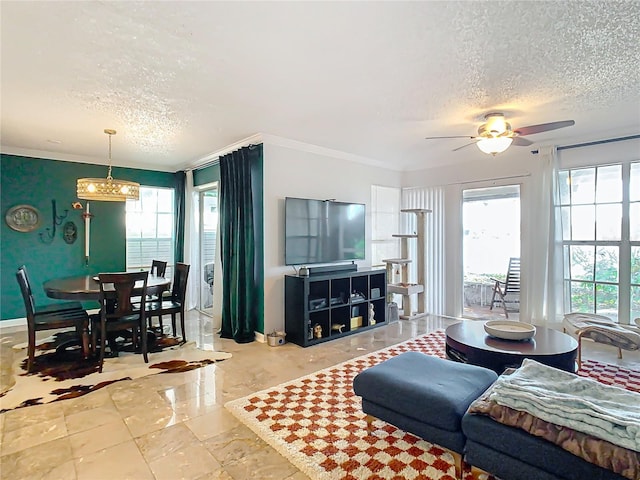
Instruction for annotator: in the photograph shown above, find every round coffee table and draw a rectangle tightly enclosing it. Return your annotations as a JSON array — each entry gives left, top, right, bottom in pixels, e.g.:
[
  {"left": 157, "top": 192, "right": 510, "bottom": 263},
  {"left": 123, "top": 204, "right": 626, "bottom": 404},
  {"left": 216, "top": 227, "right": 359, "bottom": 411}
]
[{"left": 445, "top": 321, "right": 578, "bottom": 373}]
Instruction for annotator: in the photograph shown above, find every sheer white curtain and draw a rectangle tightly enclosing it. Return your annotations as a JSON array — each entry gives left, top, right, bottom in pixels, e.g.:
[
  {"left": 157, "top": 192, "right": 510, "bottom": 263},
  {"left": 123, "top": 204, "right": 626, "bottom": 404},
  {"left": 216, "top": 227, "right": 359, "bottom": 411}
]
[
  {"left": 401, "top": 186, "right": 446, "bottom": 315},
  {"left": 211, "top": 207, "right": 223, "bottom": 330},
  {"left": 370, "top": 185, "right": 401, "bottom": 267},
  {"left": 183, "top": 173, "right": 223, "bottom": 331},
  {"left": 183, "top": 170, "right": 199, "bottom": 310},
  {"left": 521, "top": 146, "right": 563, "bottom": 325}
]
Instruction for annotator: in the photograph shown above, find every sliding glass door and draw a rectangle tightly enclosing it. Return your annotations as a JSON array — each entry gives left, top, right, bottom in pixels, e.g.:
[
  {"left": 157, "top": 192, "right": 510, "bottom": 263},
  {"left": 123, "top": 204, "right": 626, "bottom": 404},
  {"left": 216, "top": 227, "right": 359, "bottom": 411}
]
[
  {"left": 462, "top": 184, "right": 521, "bottom": 319},
  {"left": 198, "top": 185, "right": 218, "bottom": 315}
]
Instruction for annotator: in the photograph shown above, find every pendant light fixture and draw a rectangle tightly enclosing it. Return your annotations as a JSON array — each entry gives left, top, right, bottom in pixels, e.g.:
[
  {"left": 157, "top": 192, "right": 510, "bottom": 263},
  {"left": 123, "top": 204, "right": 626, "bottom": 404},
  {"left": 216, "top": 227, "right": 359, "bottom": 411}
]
[
  {"left": 77, "top": 129, "right": 140, "bottom": 201},
  {"left": 475, "top": 114, "right": 513, "bottom": 155},
  {"left": 425, "top": 113, "right": 575, "bottom": 156}
]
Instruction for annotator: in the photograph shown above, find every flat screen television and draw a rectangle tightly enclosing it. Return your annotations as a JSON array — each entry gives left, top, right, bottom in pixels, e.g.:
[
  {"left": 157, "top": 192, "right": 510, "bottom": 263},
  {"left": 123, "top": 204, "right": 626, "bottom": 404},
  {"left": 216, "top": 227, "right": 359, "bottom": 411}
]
[{"left": 285, "top": 197, "right": 366, "bottom": 266}]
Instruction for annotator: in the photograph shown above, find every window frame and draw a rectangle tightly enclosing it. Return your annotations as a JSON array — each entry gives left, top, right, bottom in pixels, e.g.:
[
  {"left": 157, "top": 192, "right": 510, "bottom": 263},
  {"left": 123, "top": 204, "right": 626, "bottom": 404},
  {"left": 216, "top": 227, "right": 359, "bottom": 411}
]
[
  {"left": 370, "top": 185, "right": 401, "bottom": 267},
  {"left": 125, "top": 185, "right": 176, "bottom": 278},
  {"left": 559, "top": 161, "right": 637, "bottom": 324}
]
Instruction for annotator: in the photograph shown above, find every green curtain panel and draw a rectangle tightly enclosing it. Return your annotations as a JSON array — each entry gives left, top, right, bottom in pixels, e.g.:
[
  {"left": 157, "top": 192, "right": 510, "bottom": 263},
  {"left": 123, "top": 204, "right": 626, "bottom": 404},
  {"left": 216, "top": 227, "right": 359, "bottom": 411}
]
[
  {"left": 174, "top": 171, "right": 186, "bottom": 263},
  {"left": 219, "top": 146, "right": 259, "bottom": 342}
]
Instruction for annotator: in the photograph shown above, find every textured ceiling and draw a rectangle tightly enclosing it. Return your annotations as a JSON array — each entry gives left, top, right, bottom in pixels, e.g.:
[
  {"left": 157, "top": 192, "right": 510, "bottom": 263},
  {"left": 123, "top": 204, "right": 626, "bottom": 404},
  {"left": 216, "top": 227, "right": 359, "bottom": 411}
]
[{"left": 1, "top": 1, "right": 639, "bottom": 172}]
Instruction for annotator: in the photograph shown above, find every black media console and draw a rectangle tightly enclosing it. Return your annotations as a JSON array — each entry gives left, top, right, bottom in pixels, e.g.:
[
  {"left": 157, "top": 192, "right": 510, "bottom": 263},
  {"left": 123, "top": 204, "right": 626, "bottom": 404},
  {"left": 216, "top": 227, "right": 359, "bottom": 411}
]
[{"left": 285, "top": 268, "right": 387, "bottom": 347}]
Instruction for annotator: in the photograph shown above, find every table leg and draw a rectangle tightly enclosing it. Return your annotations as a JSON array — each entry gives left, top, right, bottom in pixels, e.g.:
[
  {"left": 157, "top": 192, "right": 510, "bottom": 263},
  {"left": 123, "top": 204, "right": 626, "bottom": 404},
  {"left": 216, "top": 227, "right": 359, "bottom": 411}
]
[
  {"left": 81, "top": 320, "right": 90, "bottom": 359},
  {"left": 56, "top": 325, "right": 90, "bottom": 359}
]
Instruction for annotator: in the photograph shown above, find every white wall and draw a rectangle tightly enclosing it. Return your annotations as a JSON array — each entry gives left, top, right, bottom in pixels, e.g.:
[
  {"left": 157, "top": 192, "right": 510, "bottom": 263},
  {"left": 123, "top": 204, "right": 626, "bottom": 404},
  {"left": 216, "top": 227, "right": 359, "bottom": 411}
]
[
  {"left": 260, "top": 142, "right": 550, "bottom": 329},
  {"left": 558, "top": 136, "right": 640, "bottom": 168},
  {"left": 401, "top": 149, "right": 538, "bottom": 188},
  {"left": 262, "top": 141, "right": 403, "bottom": 336},
  {"left": 403, "top": 149, "right": 545, "bottom": 318},
  {"left": 404, "top": 136, "right": 640, "bottom": 320}
]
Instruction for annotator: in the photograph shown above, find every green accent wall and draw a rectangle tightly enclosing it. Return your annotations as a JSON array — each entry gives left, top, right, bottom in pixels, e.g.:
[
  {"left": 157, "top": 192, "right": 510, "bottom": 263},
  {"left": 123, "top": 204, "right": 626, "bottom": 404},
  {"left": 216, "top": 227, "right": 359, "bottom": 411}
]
[
  {"left": 193, "top": 163, "right": 220, "bottom": 186},
  {"left": 1, "top": 154, "right": 176, "bottom": 321}
]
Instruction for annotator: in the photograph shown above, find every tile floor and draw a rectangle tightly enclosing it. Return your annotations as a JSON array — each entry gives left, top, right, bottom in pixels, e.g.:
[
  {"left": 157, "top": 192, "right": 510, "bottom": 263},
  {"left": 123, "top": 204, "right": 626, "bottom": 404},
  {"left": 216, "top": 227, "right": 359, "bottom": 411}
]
[{"left": 1, "top": 312, "right": 638, "bottom": 480}]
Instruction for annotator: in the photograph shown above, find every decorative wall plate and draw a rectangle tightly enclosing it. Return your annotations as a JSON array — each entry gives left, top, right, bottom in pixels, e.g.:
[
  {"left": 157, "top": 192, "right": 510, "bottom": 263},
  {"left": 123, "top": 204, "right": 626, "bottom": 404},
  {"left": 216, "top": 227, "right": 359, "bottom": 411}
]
[
  {"left": 5, "top": 204, "right": 41, "bottom": 232},
  {"left": 63, "top": 221, "right": 78, "bottom": 244}
]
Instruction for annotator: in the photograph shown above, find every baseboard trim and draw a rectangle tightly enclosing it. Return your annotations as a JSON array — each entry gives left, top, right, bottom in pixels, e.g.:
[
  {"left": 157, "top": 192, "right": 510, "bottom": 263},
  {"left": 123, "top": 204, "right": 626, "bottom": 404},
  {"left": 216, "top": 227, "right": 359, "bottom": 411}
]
[
  {"left": 0, "top": 317, "right": 27, "bottom": 330},
  {"left": 0, "top": 308, "right": 100, "bottom": 332}
]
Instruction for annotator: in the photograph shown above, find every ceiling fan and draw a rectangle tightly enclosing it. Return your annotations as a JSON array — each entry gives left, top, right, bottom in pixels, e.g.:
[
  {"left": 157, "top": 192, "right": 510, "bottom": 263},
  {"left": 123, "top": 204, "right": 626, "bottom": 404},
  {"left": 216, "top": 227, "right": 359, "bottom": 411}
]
[{"left": 425, "top": 113, "right": 575, "bottom": 155}]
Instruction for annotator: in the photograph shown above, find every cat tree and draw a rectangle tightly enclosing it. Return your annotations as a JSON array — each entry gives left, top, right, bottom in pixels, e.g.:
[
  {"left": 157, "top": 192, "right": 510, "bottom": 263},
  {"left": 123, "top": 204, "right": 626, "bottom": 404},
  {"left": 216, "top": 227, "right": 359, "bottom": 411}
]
[{"left": 382, "top": 208, "right": 431, "bottom": 319}]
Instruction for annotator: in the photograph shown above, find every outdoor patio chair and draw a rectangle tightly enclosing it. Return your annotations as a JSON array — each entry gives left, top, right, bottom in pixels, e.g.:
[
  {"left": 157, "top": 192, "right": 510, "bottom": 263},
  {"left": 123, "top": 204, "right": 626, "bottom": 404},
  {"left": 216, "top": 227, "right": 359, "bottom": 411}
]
[{"left": 489, "top": 257, "right": 520, "bottom": 318}]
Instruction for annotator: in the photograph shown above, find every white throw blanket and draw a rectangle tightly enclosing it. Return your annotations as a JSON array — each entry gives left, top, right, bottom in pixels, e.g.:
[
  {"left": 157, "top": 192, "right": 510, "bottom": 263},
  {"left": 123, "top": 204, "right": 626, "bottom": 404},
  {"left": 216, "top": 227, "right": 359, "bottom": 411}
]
[{"left": 487, "top": 359, "right": 640, "bottom": 452}]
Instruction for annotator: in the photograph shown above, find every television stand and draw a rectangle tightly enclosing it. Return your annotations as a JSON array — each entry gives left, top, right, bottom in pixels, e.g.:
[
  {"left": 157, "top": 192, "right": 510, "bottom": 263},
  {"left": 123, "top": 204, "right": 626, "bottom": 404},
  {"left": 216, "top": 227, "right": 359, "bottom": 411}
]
[
  {"left": 285, "top": 268, "right": 387, "bottom": 347},
  {"left": 308, "top": 263, "right": 357, "bottom": 276}
]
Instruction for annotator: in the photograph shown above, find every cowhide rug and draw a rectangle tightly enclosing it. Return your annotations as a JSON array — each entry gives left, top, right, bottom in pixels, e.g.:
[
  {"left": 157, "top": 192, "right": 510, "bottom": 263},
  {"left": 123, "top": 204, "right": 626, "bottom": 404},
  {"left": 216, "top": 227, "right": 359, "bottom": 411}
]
[{"left": 0, "top": 330, "right": 231, "bottom": 412}]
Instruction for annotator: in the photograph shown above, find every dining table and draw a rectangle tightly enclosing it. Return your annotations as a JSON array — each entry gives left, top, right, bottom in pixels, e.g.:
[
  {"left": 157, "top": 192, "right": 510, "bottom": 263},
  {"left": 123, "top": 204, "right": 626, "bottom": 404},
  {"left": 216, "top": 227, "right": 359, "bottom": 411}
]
[
  {"left": 43, "top": 274, "right": 170, "bottom": 301},
  {"left": 43, "top": 274, "right": 171, "bottom": 358}
]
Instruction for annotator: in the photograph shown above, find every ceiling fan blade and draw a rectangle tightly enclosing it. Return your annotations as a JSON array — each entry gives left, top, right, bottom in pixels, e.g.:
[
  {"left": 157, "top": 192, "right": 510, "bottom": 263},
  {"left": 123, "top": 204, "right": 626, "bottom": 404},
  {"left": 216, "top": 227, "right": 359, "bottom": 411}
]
[
  {"left": 514, "top": 120, "right": 575, "bottom": 136},
  {"left": 425, "top": 135, "right": 477, "bottom": 140},
  {"left": 511, "top": 136, "right": 533, "bottom": 146},
  {"left": 452, "top": 141, "right": 478, "bottom": 152}
]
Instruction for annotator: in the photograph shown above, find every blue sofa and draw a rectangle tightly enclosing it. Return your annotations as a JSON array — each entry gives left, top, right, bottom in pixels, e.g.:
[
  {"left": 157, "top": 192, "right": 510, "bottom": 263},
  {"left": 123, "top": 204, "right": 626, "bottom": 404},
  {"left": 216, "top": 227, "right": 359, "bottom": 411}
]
[
  {"left": 353, "top": 352, "right": 629, "bottom": 480},
  {"left": 462, "top": 412, "right": 627, "bottom": 480}
]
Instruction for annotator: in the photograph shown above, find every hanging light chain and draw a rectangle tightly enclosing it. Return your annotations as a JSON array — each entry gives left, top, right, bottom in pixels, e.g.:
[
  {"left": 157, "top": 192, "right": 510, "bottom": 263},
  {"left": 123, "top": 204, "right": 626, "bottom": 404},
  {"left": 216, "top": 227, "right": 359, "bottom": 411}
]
[{"left": 106, "top": 129, "right": 115, "bottom": 181}]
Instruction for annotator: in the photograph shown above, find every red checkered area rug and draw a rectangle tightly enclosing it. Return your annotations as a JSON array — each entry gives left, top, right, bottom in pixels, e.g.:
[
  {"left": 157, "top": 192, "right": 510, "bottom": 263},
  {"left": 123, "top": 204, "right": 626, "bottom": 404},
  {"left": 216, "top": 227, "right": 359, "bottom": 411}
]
[{"left": 224, "top": 330, "right": 640, "bottom": 480}]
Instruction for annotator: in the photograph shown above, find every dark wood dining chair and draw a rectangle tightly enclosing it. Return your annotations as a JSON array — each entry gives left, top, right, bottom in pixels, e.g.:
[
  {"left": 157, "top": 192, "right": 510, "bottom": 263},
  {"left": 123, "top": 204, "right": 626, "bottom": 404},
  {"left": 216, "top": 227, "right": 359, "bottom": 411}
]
[
  {"left": 18, "top": 265, "right": 84, "bottom": 314},
  {"left": 146, "top": 263, "right": 190, "bottom": 342},
  {"left": 16, "top": 266, "right": 90, "bottom": 373},
  {"left": 143, "top": 259, "right": 169, "bottom": 329},
  {"left": 151, "top": 259, "right": 167, "bottom": 277},
  {"left": 91, "top": 271, "right": 149, "bottom": 373},
  {"left": 132, "top": 260, "right": 168, "bottom": 321}
]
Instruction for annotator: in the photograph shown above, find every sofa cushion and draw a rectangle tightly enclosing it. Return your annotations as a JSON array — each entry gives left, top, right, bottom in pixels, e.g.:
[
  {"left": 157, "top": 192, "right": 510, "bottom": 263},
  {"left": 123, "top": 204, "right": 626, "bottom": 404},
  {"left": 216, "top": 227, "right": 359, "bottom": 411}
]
[
  {"left": 463, "top": 413, "right": 628, "bottom": 480},
  {"left": 353, "top": 351, "right": 497, "bottom": 432}
]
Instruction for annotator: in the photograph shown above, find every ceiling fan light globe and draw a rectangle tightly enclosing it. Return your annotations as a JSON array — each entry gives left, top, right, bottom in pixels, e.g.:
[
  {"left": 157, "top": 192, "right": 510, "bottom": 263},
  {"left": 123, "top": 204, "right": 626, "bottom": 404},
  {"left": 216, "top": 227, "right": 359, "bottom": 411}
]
[{"left": 477, "top": 137, "right": 513, "bottom": 155}]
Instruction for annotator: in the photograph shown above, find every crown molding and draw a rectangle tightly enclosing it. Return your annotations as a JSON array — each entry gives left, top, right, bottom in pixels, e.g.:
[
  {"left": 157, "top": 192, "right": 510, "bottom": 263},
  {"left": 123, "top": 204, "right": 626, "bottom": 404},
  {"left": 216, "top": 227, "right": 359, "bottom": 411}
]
[
  {"left": 187, "top": 133, "right": 265, "bottom": 171},
  {"left": 0, "top": 146, "right": 176, "bottom": 172},
  {"left": 261, "top": 134, "right": 398, "bottom": 171},
  {"left": 187, "top": 132, "right": 399, "bottom": 172}
]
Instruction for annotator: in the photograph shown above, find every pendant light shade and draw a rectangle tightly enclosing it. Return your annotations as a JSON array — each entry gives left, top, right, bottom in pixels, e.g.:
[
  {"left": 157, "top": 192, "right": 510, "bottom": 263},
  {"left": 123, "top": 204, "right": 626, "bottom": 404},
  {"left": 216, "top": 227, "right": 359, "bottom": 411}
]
[{"left": 77, "top": 129, "right": 140, "bottom": 202}]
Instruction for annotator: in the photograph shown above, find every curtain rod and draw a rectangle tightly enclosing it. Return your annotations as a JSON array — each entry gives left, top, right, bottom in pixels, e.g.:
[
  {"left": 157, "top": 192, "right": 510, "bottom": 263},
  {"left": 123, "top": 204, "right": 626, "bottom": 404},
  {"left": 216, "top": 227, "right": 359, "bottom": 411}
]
[
  {"left": 404, "top": 172, "right": 531, "bottom": 190},
  {"left": 400, "top": 172, "right": 531, "bottom": 192},
  {"left": 454, "top": 172, "right": 531, "bottom": 186},
  {"left": 530, "top": 134, "right": 640, "bottom": 155}
]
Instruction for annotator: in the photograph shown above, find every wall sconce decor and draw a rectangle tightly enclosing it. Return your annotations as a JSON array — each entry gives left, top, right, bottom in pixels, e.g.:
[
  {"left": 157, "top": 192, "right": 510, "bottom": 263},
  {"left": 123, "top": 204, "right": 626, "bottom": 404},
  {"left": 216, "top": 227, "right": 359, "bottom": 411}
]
[
  {"left": 39, "top": 200, "right": 68, "bottom": 244},
  {"left": 72, "top": 202, "right": 94, "bottom": 265},
  {"left": 63, "top": 221, "right": 78, "bottom": 244}
]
